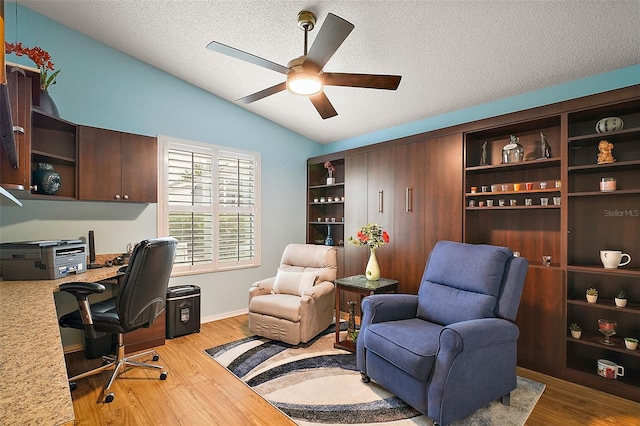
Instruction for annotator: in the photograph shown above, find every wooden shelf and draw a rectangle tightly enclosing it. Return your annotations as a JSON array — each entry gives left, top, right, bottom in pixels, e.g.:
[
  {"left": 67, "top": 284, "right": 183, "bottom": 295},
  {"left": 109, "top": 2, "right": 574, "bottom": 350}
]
[
  {"left": 567, "top": 126, "right": 640, "bottom": 143},
  {"left": 567, "top": 265, "right": 640, "bottom": 277},
  {"left": 567, "top": 298, "right": 640, "bottom": 314},
  {"left": 309, "top": 182, "right": 345, "bottom": 189},
  {"left": 466, "top": 157, "right": 560, "bottom": 172},
  {"left": 568, "top": 159, "right": 640, "bottom": 172},
  {"left": 32, "top": 150, "right": 76, "bottom": 164},
  {"left": 466, "top": 188, "right": 560, "bottom": 197},
  {"left": 567, "top": 334, "right": 640, "bottom": 358}
]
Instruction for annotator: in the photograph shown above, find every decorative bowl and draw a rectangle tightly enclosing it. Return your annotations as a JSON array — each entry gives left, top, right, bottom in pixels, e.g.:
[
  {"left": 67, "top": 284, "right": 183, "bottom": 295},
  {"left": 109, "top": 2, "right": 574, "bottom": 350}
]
[{"left": 596, "top": 117, "right": 624, "bottom": 134}]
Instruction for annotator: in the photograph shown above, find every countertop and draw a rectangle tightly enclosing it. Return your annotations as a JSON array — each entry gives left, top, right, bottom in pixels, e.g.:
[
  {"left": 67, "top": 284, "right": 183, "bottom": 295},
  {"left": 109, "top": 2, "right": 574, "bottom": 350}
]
[{"left": 0, "top": 266, "right": 123, "bottom": 426}]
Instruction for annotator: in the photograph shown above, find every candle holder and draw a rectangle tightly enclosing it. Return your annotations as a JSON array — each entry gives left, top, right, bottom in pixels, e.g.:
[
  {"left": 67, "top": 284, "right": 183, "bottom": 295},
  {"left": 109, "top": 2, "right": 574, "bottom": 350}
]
[{"left": 598, "top": 319, "right": 617, "bottom": 346}]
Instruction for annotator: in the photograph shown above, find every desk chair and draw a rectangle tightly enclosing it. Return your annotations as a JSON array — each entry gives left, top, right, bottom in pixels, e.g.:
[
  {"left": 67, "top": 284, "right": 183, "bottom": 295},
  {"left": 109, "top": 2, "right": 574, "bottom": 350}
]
[{"left": 59, "top": 237, "right": 177, "bottom": 403}]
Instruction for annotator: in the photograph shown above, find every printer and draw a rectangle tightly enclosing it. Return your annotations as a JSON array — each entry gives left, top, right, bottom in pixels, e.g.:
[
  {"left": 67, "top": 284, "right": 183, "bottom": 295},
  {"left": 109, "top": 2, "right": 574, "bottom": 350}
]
[{"left": 0, "top": 240, "right": 87, "bottom": 280}]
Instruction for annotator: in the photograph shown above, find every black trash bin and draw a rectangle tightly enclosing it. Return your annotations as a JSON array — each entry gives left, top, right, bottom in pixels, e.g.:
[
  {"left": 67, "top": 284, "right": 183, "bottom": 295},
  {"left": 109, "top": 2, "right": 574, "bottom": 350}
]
[{"left": 166, "top": 285, "right": 201, "bottom": 338}]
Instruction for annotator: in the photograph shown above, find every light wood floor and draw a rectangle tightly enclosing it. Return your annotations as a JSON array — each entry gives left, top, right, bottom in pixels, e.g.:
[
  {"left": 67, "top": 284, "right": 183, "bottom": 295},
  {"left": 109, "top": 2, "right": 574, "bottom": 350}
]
[{"left": 65, "top": 315, "right": 640, "bottom": 425}]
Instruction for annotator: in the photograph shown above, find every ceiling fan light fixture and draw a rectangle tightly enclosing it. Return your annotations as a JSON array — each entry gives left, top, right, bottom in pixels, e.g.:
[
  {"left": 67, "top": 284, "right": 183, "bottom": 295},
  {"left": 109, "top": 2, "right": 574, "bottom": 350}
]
[{"left": 287, "top": 71, "right": 323, "bottom": 96}]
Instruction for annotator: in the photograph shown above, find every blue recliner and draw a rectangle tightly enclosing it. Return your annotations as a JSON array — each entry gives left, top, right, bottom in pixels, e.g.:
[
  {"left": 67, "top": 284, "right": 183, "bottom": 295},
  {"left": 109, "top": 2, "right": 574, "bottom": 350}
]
[{"left": 357, "top": 241, "right": 528, "bottom": 426}]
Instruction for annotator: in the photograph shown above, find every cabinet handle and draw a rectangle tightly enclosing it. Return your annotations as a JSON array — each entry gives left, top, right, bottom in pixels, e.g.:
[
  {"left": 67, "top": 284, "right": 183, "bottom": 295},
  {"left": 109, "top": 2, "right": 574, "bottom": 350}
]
[
  {"left": 378, "top": 190, "right": 384, "bottom": 213},
  {"left": 114, "top": 194, "right": 121, "bottom": 200},
  {"left": 406, "top": 187, "right": 413, "bottom": 212},
  {"left": 123, "top": 194, "right": 129, "bottom": 200},
  {"left": 12, "top": 126, "right": 25, "bottom": 134}
]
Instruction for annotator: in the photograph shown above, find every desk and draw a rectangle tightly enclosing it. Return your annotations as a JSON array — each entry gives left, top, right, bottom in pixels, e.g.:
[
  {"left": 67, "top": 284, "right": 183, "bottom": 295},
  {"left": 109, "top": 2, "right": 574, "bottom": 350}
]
[
  {"left": 0, "top": 266, "right": 124, "bottom": 425},
  {"left": 333, "top": 275, "right": 399, "bottom": 352}
]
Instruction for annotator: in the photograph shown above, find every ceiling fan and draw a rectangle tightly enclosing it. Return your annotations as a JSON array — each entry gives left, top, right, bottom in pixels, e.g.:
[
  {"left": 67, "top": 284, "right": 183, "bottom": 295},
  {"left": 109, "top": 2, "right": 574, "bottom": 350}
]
[{"left": 206, "top": 11, "right": 401, "bottom": 119}]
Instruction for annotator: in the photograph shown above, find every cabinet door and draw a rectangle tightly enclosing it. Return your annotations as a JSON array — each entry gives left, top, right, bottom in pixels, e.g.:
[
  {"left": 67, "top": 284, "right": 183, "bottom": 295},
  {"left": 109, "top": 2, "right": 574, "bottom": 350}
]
[
  {"left": 78, "top": 126, "right": 122, "bottom": 201},
  {"left": 344, "top": 153, "right": 369, "bottom": 278},
  {"left": 1, "top": 69, "right": 32, "bottom": 191},
  {"left": 516, "top": 267, "right": 564, "bottom": 376},
  {"left": 121, "top": 133, "right": 157, "bottom": 203},
  {"left": 424, "top": 134, "right": 463, "bottom": 249},
  {"left": 367, "top": 147, "right": 395, "bottom": 279},
  {"left": 392, "top": 142, "right": 426, "bottom": 293}
]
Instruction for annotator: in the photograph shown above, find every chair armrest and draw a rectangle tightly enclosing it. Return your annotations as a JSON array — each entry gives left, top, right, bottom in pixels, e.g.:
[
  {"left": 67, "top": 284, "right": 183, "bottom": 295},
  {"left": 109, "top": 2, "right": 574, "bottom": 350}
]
[
  {"left": 58, "top": 282, "right": 106, "bottom": 339},
  {"left": 249, "top": 277, "right": 275, "bottom": 300},
  {"left": 440, "top": 318, "right": 519, "bottom": 352},
  {"left": 357, "top": 294, "right": 418, "bottom": 373},
  {"left": 302, "top": 280, "right": 334, "bottom": 299},
  {"left": 361, "top": 294, "right": 418, "bottom": 324},
  {"left": 59, "top": 282, "right": 106, "bottom": 300}
]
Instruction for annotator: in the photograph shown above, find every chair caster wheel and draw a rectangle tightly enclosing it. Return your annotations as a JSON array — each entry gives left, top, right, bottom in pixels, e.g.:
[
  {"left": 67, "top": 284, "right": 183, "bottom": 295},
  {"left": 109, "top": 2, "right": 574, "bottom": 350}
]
[
  {"left": 152, "top": 354, "right": 160, "bottom": 361},
  {"left": 160, "top": 371, "right": 168, "bottom": 380},
  {"left": 69, "top": 382, "right": 77, "bottom": 392},
  {"left": 361, "top": 373, "right": 370, "bottom": 383},
  {"left": 105, "top": 392, "right": 115, "bottom": 403}
]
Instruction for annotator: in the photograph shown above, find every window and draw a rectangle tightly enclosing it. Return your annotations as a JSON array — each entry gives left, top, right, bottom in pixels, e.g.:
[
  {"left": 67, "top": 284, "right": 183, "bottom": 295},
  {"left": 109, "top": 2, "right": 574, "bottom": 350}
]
[{"left": 158, "top": 136, "right": 261, "bottom": 275}]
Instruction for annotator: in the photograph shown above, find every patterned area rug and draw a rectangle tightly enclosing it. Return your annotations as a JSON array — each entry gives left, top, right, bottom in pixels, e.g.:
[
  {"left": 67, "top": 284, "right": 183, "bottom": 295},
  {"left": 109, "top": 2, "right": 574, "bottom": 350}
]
[{"left": 205, "top": 326, "right": 545, "bottom": 425}]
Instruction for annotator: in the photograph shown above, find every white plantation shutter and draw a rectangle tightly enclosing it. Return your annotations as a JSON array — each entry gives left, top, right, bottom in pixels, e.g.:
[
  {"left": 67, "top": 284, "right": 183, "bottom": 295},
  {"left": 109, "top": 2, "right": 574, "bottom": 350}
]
[
  {"left": 159, "top": 137, "right": 260, "bottom": 275},
  {"left": 218, "top": 153, "right": 256, "bottom": 265}
]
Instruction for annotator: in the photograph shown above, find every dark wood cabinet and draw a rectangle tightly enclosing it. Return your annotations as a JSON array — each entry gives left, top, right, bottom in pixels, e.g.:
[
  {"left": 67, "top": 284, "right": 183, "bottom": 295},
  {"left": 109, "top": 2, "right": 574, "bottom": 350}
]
[
  {"left": 1, "top": 66, "right": 32, "bottom": 192},
  {"left": 307, "top": 85, "right": 640, "bottom": 401},
  {"left": 31, "top": 111, "right": 77, "bottom": 199},
  {"left": 78, "top": 126, "right": 157, "bottom": 202},
  {"left": 3, "top": 64, "right": 77, "bottom": 199},
  {"left": 464, "top": 115, "right": 564, "bottom": 375},
  {"left": 123, "top": 310, "right": 166, "bottom": 354},
  {"left": 564, "top": 96, "right": 640, "bottom": 402}
]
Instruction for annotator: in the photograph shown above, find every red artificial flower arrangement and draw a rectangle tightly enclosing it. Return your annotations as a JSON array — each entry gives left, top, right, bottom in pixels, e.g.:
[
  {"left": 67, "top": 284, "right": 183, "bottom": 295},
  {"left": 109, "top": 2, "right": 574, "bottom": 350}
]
[{"left": 5, "top": 42, "right": 60, "bottom": 91}]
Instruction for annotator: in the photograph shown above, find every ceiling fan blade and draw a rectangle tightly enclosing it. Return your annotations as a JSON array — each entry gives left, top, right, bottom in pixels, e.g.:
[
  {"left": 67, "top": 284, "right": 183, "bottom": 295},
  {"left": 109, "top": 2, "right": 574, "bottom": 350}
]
[
  {"left": 309, "top": 91, "right": 338, "bottom": 119},
  {"left": 304, "top": 13, "right": 354, "bottom": 70},
  {"left": 207, "top": 41, "right": 290, "bottom": 75},
  {"left": 237, "top": 82, "right": 287, "bottom": 104},
  {"left": 324, "top": 73, "right": 402, "bottom": 90}
]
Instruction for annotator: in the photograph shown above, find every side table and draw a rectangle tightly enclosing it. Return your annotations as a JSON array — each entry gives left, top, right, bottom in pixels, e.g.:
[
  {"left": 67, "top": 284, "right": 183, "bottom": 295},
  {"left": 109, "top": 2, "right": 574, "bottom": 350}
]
[{"left": 334, "top": 275, "right": 399, "bottom": 352}]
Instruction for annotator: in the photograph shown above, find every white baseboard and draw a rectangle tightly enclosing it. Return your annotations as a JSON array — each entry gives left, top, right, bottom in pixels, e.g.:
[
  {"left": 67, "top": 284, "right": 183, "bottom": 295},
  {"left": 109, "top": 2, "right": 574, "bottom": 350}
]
[
  {"left": 63, "top": 309, "right": 249, "bottom": 354},
  {"left": 201, "top": 308, "right": 248, "bottom": 324}
]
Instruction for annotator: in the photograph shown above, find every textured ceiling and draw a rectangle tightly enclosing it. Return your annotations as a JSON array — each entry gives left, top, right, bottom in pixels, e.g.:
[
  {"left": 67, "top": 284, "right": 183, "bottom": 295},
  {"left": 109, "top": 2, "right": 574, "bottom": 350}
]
[{"left": 16, "top": 0, "right": 640, "bottom": 144}]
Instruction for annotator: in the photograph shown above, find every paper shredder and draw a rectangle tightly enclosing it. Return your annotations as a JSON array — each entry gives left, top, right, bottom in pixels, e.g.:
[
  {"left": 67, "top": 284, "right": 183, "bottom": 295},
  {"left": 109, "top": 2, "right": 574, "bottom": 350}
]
[{"left": 166, "top": 285, "right": 201, "bottom": 338}]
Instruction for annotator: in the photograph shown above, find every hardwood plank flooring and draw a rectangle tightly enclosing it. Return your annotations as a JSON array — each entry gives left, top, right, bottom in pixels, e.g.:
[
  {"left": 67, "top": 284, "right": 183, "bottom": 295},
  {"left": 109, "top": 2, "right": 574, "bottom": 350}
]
[{"left": 65, "top": 315, "right": 640, "bottom": 425}]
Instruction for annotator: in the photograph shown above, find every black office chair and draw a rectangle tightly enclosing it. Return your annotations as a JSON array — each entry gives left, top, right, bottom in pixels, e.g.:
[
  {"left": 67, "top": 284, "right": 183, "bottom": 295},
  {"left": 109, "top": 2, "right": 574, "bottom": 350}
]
[{"left": 59, "top": 237, "right": 177, "bottom": 403}]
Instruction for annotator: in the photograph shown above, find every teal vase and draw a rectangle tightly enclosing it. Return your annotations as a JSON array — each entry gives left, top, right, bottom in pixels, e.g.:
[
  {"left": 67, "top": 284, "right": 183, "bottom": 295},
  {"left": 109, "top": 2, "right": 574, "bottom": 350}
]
[{"left": 325, "top": 225, "right": 334, "bottom": 246}]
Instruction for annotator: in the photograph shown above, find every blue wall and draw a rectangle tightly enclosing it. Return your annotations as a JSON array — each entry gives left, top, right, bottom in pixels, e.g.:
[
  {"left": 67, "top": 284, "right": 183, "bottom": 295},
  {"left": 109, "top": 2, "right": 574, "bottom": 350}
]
[
  {"left": 323, "top": 66, "right": 640, "bottom": 154},
  {"left": 1, "top": 5, "right": 322, "bottom": 343}
]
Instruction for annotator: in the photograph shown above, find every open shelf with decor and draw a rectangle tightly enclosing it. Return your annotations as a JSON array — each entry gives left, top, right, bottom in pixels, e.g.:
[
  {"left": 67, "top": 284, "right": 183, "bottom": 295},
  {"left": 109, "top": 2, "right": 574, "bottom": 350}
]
[
  {"left": 564, "top": 96, "right": 640, "bottom": 402},
  {"left": 463, "top": 115, "right": 564, "bottom": 376},
  {"left": 29, "top": 110, "right": 77, "bottom": 199},
  {"left": 307, "top": 158, "right": 345, "bottom": 247},
  {"left": 464, "top": 115, "right": 562, "bottom": 262}
]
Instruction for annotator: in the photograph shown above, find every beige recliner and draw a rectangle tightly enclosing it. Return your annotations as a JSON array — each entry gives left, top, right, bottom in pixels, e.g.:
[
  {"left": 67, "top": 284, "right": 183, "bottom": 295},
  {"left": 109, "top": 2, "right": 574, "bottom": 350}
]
[{"left": 248, "top": 244, "right": 337, "bottom": 345}]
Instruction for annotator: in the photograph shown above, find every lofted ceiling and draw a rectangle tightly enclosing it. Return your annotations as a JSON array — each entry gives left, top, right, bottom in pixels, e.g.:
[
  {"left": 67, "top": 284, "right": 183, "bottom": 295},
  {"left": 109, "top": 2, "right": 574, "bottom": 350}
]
[{"left": 15, "top": 0, "right": 640, "bottom": 144}]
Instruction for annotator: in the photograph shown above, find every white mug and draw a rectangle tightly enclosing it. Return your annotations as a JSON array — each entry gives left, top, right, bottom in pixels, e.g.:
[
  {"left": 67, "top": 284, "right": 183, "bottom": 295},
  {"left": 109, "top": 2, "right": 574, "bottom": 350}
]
[
  {"left": 600, "top": 250, "right": 631, "bottom": 269},
  {"left": 597, "top": 359, "right": 624, "bottom": 379}
]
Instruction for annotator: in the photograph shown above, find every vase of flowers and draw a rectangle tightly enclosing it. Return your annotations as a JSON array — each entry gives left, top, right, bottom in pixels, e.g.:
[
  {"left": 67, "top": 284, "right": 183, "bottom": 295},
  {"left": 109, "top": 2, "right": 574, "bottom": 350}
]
[
  {"left": 324, "top": 161, "right": 336, "bottom": 185},
  {"left": 348, "top": 223, "right": 390, "bottom": 281},
  {"left": 5, "top": 42, "right": 61, "bottom": 117}
]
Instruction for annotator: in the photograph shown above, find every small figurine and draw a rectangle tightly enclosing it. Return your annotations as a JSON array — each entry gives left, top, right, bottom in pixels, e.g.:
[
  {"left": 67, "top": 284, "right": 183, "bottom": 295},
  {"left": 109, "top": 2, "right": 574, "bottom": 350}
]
[
  {"left": 597, "top": 140, "right": 616, "bottom": 164},
  {"left": 540, "top": 132, "right": 551, "bottom": 159},
  {"left": 480, "top": 141, "right": 488, "bottom": 166}
]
